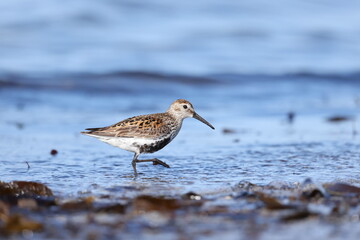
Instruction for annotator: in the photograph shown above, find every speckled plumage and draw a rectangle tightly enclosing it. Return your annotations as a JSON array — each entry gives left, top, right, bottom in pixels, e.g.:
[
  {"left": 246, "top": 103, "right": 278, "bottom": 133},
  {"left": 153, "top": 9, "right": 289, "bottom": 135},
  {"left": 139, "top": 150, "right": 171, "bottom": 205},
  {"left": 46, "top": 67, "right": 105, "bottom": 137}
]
[
  {"left": 81, "top": 99, "right": 214, "bottom": 176},
  {"left": 84, "top": 113, "right": 179, "bottom": 140}
]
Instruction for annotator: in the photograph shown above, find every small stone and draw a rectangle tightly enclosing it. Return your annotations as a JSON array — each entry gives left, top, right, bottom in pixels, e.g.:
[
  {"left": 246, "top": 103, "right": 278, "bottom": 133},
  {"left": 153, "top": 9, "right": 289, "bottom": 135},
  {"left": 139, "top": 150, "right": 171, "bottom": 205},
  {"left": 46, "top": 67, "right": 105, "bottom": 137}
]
[{"left": 50, "top": 149, "right": 58, "bottom": 156}]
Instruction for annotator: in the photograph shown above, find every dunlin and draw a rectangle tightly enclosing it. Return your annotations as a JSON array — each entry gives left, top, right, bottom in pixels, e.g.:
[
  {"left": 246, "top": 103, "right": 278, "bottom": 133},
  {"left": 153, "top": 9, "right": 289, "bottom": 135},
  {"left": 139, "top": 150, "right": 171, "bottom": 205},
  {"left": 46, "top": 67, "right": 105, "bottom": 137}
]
[{"left": 81, "top": 99, "right": 215, "bottom": 176}]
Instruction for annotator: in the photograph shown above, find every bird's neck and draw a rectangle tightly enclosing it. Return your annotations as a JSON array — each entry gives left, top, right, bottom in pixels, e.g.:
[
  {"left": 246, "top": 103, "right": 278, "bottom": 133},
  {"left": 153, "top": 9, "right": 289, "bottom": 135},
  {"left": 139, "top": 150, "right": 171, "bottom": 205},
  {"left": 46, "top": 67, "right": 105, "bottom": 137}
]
[
  {"left": 165, "top": 111, "right": 184, "bottom": 130},
  {"left": 166, "top": 110, "right": 185, "bottom": 122}
]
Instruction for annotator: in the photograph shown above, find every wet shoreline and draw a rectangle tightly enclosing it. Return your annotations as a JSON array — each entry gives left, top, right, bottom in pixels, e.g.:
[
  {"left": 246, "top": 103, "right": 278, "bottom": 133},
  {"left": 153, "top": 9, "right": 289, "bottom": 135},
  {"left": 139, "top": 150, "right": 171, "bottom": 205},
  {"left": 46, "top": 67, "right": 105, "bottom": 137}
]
[
  {"left": 1, "top": 72, "right": 360, "bottom": 239},
  {"left": 1, "top": 179, "right": 360, "bottom": 239}
]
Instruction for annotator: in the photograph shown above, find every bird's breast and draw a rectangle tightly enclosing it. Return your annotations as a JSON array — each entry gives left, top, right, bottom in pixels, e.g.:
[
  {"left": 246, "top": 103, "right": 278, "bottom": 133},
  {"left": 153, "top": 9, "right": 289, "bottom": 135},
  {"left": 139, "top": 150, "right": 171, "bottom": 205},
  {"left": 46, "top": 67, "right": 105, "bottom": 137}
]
[{"left": 136, "top": 136, "right": 172, "bottom": 153}]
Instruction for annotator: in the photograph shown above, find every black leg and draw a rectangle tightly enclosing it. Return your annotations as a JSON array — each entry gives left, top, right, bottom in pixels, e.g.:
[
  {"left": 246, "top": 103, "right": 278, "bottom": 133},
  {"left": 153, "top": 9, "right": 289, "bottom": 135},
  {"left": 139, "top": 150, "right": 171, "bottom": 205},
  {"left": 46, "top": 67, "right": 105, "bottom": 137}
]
[
  {"left": 136, "top": 158, "right": 170, "bottom": 168},
  {"left": 132, "top": 153, "right": 139, "bottom": 177}
]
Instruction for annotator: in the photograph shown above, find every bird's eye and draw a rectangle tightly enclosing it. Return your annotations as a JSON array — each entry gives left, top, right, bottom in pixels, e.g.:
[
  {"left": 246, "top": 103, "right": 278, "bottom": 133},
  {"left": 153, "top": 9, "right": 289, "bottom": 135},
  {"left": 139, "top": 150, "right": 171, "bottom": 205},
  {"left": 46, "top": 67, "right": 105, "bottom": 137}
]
[{"left": 183, "top": 105, "right": 188, "bottom": 109}]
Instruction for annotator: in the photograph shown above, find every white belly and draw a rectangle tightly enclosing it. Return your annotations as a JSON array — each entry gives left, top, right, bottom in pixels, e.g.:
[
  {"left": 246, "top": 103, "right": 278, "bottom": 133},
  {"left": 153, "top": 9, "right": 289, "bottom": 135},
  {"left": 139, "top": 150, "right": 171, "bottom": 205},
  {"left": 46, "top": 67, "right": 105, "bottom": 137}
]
[{"left": 87, "top": 134, "right": 157, "bottom": 154}]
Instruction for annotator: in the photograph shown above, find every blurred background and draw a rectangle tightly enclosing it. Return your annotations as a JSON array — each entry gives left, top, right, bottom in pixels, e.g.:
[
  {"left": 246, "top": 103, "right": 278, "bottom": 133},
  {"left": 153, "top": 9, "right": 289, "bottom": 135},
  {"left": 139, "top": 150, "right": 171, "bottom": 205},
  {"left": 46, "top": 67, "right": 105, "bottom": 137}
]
[
  {"left": 1, "top": 0, "right": 360, "bottom": 195},
  {"left": 1, "top": 0, "right": 360, "bottom": 74}
]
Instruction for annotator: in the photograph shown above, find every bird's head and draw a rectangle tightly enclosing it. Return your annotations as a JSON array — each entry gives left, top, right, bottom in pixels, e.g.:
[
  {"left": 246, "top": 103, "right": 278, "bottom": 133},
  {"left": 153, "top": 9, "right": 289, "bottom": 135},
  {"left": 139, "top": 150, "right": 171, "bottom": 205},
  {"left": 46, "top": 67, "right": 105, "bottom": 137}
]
[{"left": 167, "top": 99, "right": 215, "bottom": 130}]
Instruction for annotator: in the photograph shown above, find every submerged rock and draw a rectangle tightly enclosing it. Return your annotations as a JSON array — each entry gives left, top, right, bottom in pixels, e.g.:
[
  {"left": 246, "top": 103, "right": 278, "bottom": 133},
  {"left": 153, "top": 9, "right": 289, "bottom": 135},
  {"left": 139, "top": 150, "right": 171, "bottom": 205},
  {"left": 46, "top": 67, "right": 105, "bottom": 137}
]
[
  {"left": 222, "top": 128, "right": 237, "bottom": 134},
  {"left": 326, "top": 115, "right": 354, "bottom": 123}
]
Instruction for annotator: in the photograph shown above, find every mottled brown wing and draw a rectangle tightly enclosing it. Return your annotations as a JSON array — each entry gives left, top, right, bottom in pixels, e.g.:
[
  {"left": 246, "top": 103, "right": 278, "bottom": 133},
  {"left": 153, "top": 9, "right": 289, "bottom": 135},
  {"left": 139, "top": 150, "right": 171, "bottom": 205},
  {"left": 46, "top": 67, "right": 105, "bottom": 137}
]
[{"left": 82, "top": 113, "right": 173, "bottom": 139}]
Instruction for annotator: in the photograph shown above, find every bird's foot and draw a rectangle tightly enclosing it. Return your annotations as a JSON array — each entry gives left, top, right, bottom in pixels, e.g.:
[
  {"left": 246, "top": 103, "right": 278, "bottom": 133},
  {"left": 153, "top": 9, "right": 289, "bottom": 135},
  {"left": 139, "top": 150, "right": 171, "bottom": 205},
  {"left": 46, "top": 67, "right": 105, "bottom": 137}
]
[{"left": 151, "top": 158, "right": 170, "bottom": 168}]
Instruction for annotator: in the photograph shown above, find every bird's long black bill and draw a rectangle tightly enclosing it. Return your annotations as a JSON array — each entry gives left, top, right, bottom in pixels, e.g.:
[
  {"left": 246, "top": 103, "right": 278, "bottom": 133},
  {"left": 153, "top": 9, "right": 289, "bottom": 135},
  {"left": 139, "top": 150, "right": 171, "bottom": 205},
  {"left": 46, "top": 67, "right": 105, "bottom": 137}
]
[{"left": 193, "top": 112, "right": 215, "bottom": 130}]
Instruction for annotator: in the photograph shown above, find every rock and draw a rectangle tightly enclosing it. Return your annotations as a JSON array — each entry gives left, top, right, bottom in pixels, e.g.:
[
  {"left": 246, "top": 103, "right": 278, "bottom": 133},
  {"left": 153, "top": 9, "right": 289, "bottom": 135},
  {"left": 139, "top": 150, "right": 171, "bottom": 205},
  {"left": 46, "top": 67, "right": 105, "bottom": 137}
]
[
  {"left": 301, "top": 189, "right": 325, "bottom": 201},
  {"left": 132, "top": 195, "right": 180, "bottom": 213},
  {"left": 50, "top": 149, "right": 58, "bottom": 155},
  {"left": 181, "top": 192, "right": 202, "bottom": 200},
  {"left": 95, "top": 204, "right": 126, "bottom": 214},
  {"left": 0, "top": 214, "right": 43, "bottom": 235},
  {"left": 0, "top": 201, "right": 9, "bottom": 219},
  {"left": 326, "top": 115, "right": 353, "bottom": 123},
  {"left": 60, "top": 196, "right": 94, "bottom": 211},
  {"left": 324, "top": 183, "right": 360, "bottom": 197},
  {"left": 280, "top": 210, "right": 313, "bottom": 222},
  {"left": 257, "top": 192, "right": 294, "bottom": 210},
  {"left": 17, "top": 199, "right": 38, "bottom": 210},
  {"left": 222, "top": 128, "right": 236, "bottom": 134},
  {"left": 0, "top": 181, "right": 53, "bottom": 197}
]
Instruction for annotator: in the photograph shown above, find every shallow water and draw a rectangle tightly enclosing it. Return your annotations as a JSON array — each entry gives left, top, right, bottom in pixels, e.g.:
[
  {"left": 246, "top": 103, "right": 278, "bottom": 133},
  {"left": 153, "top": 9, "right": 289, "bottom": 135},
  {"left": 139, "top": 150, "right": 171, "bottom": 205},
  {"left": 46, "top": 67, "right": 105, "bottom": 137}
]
[
  {"left": 1, "top": 74, "right": 360, "bottom": 198},
  {"left": 1, "top": 1, "right": 360, "bottom": 239}
]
